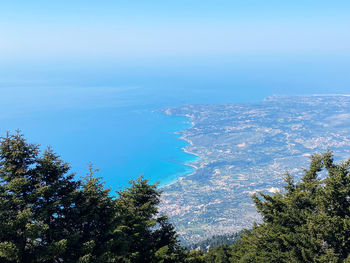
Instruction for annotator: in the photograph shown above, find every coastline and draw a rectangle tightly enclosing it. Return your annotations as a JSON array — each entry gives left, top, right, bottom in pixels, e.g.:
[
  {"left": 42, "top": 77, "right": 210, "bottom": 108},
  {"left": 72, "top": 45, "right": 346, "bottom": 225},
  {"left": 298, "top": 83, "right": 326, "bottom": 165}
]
[
  {"left": 160, "top": 111, "right": 200, "bottom": 187},
  {"left": 182, "top": 147, "right": 200, "bottom": 170}
]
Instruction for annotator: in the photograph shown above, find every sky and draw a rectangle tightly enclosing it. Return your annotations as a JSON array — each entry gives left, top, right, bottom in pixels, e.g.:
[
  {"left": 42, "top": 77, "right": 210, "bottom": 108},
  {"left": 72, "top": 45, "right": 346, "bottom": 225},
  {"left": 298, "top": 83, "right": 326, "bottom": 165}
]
[{"left": 1, "top": 0, "right": 350, "bottom": 65}]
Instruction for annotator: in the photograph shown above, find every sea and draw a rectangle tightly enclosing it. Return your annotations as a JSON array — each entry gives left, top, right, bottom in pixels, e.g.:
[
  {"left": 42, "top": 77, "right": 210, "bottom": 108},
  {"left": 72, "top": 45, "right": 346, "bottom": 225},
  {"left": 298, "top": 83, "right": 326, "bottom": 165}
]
[{"left": 1, "top": 55, "right": 349, "bottom": 190}]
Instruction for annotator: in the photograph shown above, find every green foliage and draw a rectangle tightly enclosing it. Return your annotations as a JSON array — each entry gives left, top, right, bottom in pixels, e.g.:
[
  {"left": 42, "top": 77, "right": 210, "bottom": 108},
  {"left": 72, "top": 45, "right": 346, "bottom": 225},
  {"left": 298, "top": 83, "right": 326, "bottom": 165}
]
[
  {"left": 188, "top": 233, "right": 240, "bottom": 252},
  {"left": 185, "top": 250, "right": 205, "bottom": 263},
  {"left": 0, "top": 132, "right": 183, "bottom": 262},
  {"left": 115, "top": 176, "right": 184, "bottom": 262},
  {"left": 186, "top": 152, "right": 350, "bottom": 263},
  {"left": 204, "top": 245, "right": 231, "bottom": 263},
  {"left": 1, "top": 133, "right": 349, "bottom": 263},
  {"left": 230, "top": 151, "right": 350, "bottom": 262},
  {"left": 184, "top": 245, "right": 232, "bottom": 263}
]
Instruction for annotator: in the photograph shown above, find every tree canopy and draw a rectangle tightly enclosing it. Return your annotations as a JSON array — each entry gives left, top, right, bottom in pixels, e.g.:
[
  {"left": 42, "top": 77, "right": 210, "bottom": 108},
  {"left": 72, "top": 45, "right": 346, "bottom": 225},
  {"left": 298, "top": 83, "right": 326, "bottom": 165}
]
[
  {"left": 0, "top": 132, "right": 349, "bottom": 262},
  {"left": 230, "top": 151, "right": 350, "bottom": 262},
  {"left": 0, "top": 132, "right": 183, "bottom": 263}
]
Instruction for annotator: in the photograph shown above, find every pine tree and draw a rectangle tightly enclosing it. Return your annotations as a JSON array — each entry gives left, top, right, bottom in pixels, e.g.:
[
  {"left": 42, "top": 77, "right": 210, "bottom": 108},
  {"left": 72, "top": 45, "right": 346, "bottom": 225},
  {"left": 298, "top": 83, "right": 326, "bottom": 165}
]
[
  {"left": 33, "top": 147, "right": 80, "bottom": 262},
  {"left": 0, "top": 132, "right": 81, "bottom": 262},
  {"left": 0, "top": 133, "right": 188, "bottom": 262},
  {"left": 72, "top": 165, "right": 117, "bottom": 262},
  {"left": 203, "top": 245, "right": 231, "bottom": 263},
  {"left": 230, "top": 152, "right": 350, "bottom": 262},
  {"left": 114, "top": 176, "right": 183, "bottom": 263},
  {"left": 0, "top": 132, "right": 40, "bottom": 262},
  {"left": 184, "top": 250, "right": 205, "bottom": 263}
]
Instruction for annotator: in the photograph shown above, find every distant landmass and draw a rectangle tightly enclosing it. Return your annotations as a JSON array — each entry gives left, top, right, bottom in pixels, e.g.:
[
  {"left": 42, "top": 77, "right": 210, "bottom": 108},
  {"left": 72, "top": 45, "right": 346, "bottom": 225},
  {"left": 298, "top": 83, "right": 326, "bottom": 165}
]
[{"left": 159, "top": 95, "right": 350, "bottom": 244}]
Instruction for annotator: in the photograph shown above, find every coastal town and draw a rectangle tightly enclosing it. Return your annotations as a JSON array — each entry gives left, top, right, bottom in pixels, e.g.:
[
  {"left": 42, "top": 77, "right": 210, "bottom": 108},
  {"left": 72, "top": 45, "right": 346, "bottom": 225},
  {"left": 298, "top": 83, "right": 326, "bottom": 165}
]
[{"left": 160, "top": 95, "right": 350, "bottom": 244}]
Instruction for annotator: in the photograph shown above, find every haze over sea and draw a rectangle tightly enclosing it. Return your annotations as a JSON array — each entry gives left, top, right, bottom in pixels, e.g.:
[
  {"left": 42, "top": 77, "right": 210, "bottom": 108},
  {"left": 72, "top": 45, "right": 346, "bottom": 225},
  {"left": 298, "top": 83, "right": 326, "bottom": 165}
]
[
  {"left": 1, "top": 55, "right": 350, "bottom": 189},
  {"left": 1, "top": 1, "right": 349, "bottom": 189}
]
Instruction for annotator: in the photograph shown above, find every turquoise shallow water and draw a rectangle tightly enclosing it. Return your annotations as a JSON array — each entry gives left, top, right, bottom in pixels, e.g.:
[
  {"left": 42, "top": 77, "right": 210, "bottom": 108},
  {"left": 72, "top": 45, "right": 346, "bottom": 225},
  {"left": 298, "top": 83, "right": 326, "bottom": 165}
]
[
  {"left": 0, "top": 86, "right": 199, "bottom": 189},
  {"left": 1, "top": 55, "right": 349, "bottom": 190}
]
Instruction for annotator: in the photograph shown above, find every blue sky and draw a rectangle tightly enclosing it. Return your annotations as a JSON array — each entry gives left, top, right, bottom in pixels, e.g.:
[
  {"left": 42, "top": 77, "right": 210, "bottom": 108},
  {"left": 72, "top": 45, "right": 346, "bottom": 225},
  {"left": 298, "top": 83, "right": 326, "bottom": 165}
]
[{"left": 1, "top": 0, "right": 350, "bottom": 64}]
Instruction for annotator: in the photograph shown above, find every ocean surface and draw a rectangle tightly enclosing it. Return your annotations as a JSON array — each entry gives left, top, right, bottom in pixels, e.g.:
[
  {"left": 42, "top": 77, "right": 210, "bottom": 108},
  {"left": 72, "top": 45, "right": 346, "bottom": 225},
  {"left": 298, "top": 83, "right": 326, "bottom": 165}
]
[{"left": 1, "top": 55, "right": 349, "bottom": 190}]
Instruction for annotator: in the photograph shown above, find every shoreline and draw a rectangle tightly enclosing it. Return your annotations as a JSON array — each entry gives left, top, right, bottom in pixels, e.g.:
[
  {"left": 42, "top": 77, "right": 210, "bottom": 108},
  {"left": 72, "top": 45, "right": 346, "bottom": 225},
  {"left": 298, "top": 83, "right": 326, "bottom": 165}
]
[
  {"left": 160, "top": 111, "right": 201, "bottom": 187},
  {"left": 182, "top": 147, "right": 200, "bottom": 170}
]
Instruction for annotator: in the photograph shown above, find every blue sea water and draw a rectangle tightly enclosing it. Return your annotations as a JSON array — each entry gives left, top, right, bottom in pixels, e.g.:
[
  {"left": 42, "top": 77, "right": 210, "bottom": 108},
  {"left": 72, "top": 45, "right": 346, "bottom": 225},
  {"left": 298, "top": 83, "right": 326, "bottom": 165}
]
[
  {"left": 0, "top": 85, "right": 199, "bottom": 189},
  {"left": 1, "top": 55, "right": 349, "bottom": 189}
]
